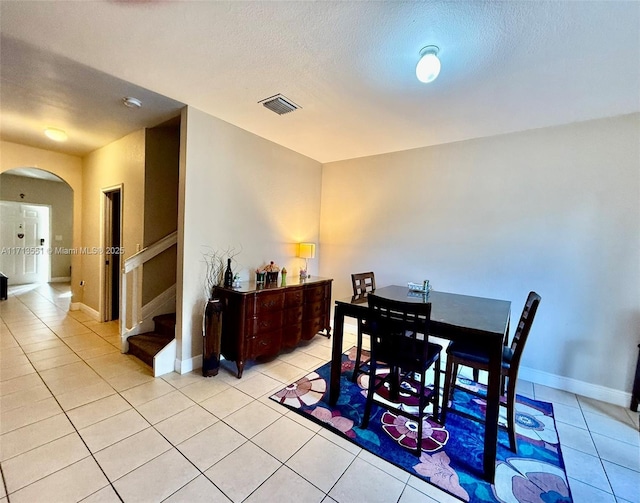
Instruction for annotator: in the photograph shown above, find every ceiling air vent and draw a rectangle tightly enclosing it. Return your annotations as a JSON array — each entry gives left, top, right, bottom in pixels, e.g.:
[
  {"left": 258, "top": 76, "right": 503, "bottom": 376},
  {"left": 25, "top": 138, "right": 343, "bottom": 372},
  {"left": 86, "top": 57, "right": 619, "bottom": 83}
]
[{"left": 259, "top": 94, "right": 301, "bottom": 115}]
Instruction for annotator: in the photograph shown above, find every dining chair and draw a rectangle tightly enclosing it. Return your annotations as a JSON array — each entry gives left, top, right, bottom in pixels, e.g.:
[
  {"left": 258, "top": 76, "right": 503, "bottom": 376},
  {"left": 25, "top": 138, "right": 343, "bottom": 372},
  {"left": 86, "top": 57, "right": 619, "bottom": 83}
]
[
  {"left": 361, "top": 294, "right": 443, "bottom": 456},
  {"left": 441, "top": 291, "right": 541, "bottom": 453},
  {"left": 350, "top": 272, "right": 376, "bottom": 382}
]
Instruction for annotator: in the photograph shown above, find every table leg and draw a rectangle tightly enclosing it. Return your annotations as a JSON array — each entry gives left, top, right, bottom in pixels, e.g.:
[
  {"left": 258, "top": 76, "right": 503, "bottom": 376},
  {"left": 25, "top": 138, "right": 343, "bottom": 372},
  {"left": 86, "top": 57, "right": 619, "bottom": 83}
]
[
  {"left": 329, "top": 305, "right": 345, "bottom": 405},
  {"left": 483, "top": 339, "right": 501, "bottom": 482}
]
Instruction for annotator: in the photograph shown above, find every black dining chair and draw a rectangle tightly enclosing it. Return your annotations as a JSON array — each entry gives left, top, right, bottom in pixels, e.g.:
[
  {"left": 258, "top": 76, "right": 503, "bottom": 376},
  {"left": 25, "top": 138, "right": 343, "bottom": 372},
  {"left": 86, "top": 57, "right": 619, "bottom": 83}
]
[
  {"left": 361, "top": 294, "right": 443, "bottom": 456},
  {"left": 441, "top": 291, "right": 541, "bottom": 453},
  {"left": 350, "top": 272, "right": 376, "bottom": 382}
]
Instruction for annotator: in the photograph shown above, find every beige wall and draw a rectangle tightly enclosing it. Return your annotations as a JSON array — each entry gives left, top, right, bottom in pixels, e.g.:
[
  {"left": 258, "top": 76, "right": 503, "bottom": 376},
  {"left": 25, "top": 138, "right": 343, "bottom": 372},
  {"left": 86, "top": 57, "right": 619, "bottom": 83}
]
[
  {"left": 81, "top": 130, "right": 145, "bottom": 315},
  {"left": 320, "top": 113, "right": 640, "bottom": 399},
  {"left": 142, "top": 125, "right": 180, "bottom": 304},
  {"left": 177, "top": 106, "right": 322, "bottom": 367},
  {"left": 0, "top": 174, "right": 74, "bottom": 279},
  {"left": 0, "top": 141, "right": 83, "bottom": 301}
]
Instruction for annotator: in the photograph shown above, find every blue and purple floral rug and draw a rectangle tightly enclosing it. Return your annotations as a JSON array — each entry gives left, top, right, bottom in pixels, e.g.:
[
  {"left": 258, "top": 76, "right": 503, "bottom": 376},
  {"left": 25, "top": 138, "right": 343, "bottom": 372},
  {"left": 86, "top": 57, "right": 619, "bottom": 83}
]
[{"left": 269, "top": 348, "right": 572, "bottom": 503}]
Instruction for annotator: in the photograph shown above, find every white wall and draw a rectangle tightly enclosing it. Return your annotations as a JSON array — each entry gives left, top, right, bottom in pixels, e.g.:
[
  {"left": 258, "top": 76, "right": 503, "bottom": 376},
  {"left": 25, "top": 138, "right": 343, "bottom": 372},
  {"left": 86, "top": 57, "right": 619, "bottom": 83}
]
[
  {"left": 177, "top": 107, "right": 322, "bottom": 370},
  {"left": 320, "top": 114, "right": 640, "bottom": 402}
]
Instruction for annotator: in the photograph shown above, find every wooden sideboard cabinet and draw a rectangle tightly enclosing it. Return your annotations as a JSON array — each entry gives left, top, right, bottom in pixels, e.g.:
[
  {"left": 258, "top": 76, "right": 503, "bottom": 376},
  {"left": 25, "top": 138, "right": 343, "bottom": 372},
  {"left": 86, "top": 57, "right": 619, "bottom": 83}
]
[{"left": 212, "top": 277, "right": 332, "bottom": 377}]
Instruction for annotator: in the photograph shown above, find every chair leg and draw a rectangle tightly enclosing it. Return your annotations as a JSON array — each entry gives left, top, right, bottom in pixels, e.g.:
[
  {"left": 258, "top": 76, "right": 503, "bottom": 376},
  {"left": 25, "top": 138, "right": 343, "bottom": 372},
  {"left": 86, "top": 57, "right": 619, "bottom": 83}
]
[
  {"left": 361, "top": 359, "right": 377, "bottom": 429},
  {"left": 351, "top": 325, "right": 364, "bottom": 382},
  {"left": 441, "top": 358, "right": 456, "bottom": 424},
  {"left": 432, "top": 357, "right": 441, "bottom": 423},
  {"left": 506, "top": 376, "right": 518, "bottom": 453},
  {"left": 417, "top": 368, "right": 428, "bottom": 457}
]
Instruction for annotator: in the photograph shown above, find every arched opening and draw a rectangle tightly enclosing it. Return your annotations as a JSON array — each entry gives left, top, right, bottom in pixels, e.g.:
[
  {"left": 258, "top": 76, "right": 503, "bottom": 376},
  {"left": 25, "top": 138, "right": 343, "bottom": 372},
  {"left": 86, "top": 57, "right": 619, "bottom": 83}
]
[{"left": 0, "top": 168, "right": 74, "bottom": 287}]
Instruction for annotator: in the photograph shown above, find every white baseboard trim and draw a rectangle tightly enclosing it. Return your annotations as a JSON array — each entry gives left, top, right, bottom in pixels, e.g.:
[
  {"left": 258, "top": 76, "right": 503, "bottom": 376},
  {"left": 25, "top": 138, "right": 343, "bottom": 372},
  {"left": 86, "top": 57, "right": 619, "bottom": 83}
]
[
  {"left": 519, "top": 366, "right": 631, "bottom": 408},
  {"left": 72, "top": 303, "right": 100, "bottom": 321},
  {"left": 50, "top": 277, "right": 71, "bottom": 283},
  {"left": 175, "top": 354, "right": 203, "bottom": 375}
]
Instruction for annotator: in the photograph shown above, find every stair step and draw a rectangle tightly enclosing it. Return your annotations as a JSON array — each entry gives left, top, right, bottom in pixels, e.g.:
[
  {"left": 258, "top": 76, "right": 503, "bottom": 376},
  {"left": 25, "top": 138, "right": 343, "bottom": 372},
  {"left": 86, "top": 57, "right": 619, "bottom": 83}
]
[
  {"left": 153, "top": 313, "right": 176, "bottom": 338},
  {"left": 127, "top": 332, "right": 173, "bottom": 368}
]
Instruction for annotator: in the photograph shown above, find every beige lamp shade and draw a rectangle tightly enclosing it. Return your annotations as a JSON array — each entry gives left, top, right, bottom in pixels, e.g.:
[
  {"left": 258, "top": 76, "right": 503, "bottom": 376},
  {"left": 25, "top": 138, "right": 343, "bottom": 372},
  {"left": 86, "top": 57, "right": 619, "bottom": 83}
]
[{"left": 298, "top": 243, "right": 316, "bottom": 259}]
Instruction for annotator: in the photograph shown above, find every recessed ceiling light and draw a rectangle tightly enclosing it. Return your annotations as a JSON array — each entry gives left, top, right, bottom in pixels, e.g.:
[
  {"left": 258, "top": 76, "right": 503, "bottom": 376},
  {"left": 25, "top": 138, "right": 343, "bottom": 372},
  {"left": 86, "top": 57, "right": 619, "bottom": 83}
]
[
  {"left": 122, "top": 97, "right": 142, "bottom": 109},
  {"left": 44, "top": 128, "right": 68, "bottom": 142}
]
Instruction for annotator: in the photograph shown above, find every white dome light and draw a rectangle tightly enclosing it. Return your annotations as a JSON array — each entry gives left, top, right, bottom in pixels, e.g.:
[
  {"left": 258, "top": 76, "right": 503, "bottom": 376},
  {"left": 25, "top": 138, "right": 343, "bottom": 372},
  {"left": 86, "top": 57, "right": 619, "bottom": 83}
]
[
  {"left": 416, "top": 46, "right": 441, "bottom": 84},
  {"left": 44, "top": 128, "right": 68, "bottom": 142}
]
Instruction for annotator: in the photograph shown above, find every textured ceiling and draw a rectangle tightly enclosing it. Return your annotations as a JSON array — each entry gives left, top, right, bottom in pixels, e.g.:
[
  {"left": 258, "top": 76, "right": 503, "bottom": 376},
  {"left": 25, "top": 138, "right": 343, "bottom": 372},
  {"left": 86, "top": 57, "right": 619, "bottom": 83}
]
[{"left": 1, "top": 1, "right": 639, "bottom": 163}]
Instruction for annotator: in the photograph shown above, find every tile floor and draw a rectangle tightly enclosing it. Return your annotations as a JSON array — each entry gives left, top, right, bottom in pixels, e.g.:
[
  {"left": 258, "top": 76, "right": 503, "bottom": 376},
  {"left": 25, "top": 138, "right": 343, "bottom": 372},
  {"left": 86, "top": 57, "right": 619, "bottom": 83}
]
[{"left": 1, "top": 283, "right": 638, "bottom": 503}]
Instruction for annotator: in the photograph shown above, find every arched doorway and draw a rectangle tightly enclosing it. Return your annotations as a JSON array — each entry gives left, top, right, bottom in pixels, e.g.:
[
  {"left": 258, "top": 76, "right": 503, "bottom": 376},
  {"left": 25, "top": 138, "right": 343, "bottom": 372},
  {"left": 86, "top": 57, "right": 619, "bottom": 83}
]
[{"left": 0, "top": 168, "right": 74, "bottom": 286}]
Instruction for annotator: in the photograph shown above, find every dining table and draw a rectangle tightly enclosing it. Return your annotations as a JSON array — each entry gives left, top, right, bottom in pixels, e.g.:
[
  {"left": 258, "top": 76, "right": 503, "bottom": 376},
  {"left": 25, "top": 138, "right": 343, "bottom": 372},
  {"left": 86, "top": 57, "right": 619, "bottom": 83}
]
[{"left": 329, "top": 285, "right": 511, "bottom": 482}]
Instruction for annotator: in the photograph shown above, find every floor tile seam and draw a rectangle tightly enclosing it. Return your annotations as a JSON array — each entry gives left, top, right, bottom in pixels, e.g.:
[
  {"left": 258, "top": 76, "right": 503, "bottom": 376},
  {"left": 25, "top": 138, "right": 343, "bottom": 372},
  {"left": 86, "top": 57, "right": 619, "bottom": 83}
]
[
  {"left": 239, "top": 452, "right": 329, "bottom": 502},
  {"left": 120, "top": 381, "right": 184, "bottom": 410},
  {"left": 567, "top": 475, "right": 615, "bottom": 495},
  {"left": 2, "top": 451, "right": 99, "bottom": 496},
  {"left": 148, "top": 408, "right": 222, "bottom": 447},
  {"left": 0, "top": 463, "right": 8, "bottom": 500},
  {"left": 354, "top": 450, "right": 411, "bottom": 485},
  {"left": 219, "top": 409, "right": 280, "bottom": 441},
  {"left": 0, "top": 372, "right": 48, "bottom": 399},
  {"left": 0, "top": 390, "right": 57, "bottom": 416},
  {"left": 598, "top": 456, "right": 640, "bottom": 475},
  {"left": 590, "top": 429, "right": 640, "bottom": 449},
  {"left": 11, "top": 355, "right": 127, "bottom": 502},
  {"left": 584, "top": 424, "right": 640, "bottom": 448}
]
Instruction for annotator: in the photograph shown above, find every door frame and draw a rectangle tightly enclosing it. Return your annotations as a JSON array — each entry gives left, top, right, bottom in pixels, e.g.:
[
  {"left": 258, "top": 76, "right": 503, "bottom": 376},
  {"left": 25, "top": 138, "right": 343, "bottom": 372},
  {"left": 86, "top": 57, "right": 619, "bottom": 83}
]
[{"left": 101, "top": 185, "right": 123, "bottom": 322}]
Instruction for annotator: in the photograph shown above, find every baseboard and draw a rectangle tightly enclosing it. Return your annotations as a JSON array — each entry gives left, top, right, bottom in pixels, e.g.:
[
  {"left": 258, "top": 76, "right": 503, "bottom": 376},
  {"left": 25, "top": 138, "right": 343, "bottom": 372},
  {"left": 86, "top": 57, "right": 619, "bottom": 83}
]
[
  {"left": 50, "top": 277, "right": 71, "bottom": 283},
  {"left": 519, "top": 366, "right": 631, "bottom": 408},
  {"left": 72, "top": 302, "right": 100, "bottom": 321},
  {"left": 175, "top": 354, "right": 202, "bottom": 375}
]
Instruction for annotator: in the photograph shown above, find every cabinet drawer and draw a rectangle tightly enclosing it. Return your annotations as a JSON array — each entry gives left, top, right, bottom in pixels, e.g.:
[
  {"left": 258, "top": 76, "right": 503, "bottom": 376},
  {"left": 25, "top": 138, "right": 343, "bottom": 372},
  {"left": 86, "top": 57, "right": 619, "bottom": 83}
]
[
  {"left": 247, "top": 311, "right": 283, "bottom": 336},
  {"left": 284, "top": 306, "right": 303, "bottom": 325},
  {"left": 304, "top": 285, "right": 326, "bottom": 302},
  {"left": 282, "top": 323, "right": 302, "bottom": 348},
  {"left": 255, "top": 292, "right": 285, "bottom": 313},
  {"left": 303, "top": 317, "right": 326, "bottom": 341},
  {"left": 304, "top": 300, "right": 326, "bottom": 318},
  {"left": 248, "top": 330, "right": 282, "bottom": 358},
  {"left": 285, "top": 287, "right": 304, "bottom": 307}
]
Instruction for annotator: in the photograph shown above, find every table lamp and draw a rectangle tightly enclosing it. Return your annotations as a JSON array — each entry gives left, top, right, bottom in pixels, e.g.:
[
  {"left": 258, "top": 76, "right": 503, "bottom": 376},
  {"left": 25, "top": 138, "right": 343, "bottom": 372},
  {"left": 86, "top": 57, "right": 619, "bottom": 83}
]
[{"left": 298, "top": 242, "right": 316, "bottom": 279}]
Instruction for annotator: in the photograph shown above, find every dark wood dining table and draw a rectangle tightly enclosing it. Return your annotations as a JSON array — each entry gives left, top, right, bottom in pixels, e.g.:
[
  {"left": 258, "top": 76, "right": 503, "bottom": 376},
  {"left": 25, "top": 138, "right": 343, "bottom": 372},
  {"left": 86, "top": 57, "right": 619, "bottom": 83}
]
[{"left": 329, "top": 285, "right": 511, "bottom": 482}]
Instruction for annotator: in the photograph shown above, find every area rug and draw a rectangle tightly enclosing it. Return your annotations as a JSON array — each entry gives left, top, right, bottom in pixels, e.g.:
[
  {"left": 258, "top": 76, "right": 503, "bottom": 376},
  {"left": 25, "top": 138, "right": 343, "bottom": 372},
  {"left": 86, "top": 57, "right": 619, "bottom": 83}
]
[{"left": 269, "top": 348, "right": 572, "bottom": 503}]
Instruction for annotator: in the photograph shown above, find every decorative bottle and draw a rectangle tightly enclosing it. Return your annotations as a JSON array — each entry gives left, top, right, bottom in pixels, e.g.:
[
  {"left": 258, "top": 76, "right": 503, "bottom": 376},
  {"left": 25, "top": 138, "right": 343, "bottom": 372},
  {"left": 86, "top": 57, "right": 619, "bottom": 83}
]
[{"left": 224, "top": 258, "right": 233, "bottom": 287}]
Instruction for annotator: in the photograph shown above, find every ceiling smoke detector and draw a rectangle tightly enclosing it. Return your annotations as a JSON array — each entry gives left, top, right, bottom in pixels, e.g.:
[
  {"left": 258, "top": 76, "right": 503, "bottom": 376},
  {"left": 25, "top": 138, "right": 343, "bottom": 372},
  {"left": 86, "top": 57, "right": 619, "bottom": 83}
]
[
  {"left": 258, "top": 94, "right": 300, "bottom": 115},
  {"left": 122, "top": 96, "right": 142, "bottom": 109}
]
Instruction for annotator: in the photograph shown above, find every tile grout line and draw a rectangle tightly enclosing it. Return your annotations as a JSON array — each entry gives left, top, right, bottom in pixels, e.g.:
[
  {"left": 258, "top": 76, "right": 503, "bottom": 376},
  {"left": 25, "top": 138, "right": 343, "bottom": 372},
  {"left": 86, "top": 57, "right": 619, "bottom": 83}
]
[{"left": 1, "top": 291, "right": 125, "bottom": 502}]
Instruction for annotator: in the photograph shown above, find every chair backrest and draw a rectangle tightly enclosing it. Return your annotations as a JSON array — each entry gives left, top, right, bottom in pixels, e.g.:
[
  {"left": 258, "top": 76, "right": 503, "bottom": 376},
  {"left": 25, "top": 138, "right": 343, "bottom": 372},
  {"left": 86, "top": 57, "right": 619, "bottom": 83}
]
[
  {"left": 351, "top": 272, "right": 376, "bottom": 297},
  {"left": 508, "top": 291, "right": 541, "bottom": 373},
  {"left": 367, "top": 293, "right": 432, "bottom": 372}
]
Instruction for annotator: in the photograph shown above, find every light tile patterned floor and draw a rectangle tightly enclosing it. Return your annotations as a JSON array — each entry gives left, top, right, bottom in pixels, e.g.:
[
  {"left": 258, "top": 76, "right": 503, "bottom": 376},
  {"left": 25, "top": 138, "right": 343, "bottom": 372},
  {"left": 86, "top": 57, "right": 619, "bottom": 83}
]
[{"left": 0, "top": 283, "right": 638, "bottom": 502}]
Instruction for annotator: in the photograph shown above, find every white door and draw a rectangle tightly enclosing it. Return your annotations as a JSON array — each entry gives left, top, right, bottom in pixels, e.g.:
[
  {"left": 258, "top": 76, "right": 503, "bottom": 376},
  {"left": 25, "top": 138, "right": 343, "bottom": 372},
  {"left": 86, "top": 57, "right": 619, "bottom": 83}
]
[{"left": 0, "top": 201, "right": 50, "bottom": 285}]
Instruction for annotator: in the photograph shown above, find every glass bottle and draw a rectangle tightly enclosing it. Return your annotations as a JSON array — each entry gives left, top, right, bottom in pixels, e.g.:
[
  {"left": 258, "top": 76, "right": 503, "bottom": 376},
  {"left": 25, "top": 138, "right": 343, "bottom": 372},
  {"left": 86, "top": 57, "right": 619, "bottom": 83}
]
[{"left": 224, "top": 258, "right": 233, "bottom": 287}]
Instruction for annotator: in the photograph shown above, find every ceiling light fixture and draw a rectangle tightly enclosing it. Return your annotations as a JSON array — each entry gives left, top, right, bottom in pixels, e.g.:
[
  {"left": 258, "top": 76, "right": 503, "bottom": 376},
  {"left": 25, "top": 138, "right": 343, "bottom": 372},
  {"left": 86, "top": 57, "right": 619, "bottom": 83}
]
[
  {"left": 416, "top": 45, "right": 441, "bottom": 84},
  {"left": 44, "top": 128, "right": 68, "bottom": 142},
  {"left": 122, "top": 96, "right": 142, "bottom": 109}
]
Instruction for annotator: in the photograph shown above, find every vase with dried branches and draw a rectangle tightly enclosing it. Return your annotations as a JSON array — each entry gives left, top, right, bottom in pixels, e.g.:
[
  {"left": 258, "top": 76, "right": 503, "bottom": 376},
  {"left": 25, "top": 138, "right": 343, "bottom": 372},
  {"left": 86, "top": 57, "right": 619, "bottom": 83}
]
[{"left": 201, "top": 245, "right": 241, "bottom": 377}]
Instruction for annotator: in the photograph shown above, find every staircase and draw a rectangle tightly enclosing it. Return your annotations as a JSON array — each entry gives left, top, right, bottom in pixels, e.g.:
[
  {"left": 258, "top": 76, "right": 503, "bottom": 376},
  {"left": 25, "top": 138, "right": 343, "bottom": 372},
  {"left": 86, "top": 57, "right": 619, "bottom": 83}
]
[{"left": 127, "top": 313, "right": 176, "bottom": 368}]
